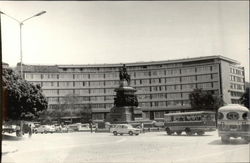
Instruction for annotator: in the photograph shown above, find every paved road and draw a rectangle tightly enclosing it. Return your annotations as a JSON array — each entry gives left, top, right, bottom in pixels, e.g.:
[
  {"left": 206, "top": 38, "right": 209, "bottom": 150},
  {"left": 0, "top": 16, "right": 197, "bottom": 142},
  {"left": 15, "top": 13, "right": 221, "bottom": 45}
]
[{"left": 2, "top": 130, "right": 249, "bottom": 163}]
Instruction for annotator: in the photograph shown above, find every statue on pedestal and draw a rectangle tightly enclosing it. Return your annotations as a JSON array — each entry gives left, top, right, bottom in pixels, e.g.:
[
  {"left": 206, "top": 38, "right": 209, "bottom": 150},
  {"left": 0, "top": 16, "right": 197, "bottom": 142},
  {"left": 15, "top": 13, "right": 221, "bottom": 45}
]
[{"left": 108, "top": 64, "right": 142, "bottom": 123}]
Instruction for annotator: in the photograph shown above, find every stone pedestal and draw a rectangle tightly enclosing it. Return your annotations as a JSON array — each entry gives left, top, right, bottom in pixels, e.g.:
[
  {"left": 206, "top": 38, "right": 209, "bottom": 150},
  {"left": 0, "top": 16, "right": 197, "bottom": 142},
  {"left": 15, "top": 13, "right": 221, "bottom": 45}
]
[
  {"left": 108, "top": 83, "right": 143, "bottom": 123},
  {"left": 109, "top": 106, "right": 133, "bottom": 123}
]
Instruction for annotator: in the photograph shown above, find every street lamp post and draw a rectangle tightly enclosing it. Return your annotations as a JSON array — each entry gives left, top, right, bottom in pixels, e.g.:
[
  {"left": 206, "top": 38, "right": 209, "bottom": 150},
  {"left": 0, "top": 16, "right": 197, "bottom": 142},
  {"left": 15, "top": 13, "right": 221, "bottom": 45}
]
[{"left": 0, "top": 11, "right": 46, "bottom": 78}]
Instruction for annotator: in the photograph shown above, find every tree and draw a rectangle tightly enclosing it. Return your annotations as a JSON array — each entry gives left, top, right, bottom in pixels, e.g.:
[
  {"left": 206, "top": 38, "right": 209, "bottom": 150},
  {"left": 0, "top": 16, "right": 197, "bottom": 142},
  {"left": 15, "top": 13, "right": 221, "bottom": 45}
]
[
  {"left": 240, "top": 87, "right": 249, "bottom": 109},
  {"left": 2, "top": 68, "right": 48, "bottom": 121},
  {"left": 189, "top": 88, "right": 224, "bottom": 111},
  {"left": 63, "top": 94, "right": 80, "bottom": 117},
  {"left": 80, "top": 103, "right": 92, "bottom": 123}
]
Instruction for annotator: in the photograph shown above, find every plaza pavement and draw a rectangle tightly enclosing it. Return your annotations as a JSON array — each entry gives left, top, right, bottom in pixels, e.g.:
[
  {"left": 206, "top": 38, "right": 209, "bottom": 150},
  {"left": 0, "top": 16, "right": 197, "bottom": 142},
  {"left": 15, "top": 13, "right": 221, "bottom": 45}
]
[{"left": 2, "top": 130, "right": 250, "bottom": 163}]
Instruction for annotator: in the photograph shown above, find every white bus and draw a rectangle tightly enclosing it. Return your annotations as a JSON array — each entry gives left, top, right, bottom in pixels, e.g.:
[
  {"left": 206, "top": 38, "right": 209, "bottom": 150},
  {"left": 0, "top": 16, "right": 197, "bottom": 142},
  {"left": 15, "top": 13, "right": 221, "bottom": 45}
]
[
  {"left": 217, "top": 104, "right": 250, "bottom": 143},
  {"left": 164, "top": 111, "right": 216, "bottom": 136}
]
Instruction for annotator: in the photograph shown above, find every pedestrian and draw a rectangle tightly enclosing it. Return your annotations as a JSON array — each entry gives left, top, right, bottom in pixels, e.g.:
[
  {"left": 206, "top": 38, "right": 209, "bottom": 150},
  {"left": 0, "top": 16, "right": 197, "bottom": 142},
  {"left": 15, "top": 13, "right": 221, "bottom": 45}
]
[
  {"left": 89, "top": 121, "right": 93, "bottom": 133},
  {"left": 28, "top": 124, "right": 32, "bottom": 138},
  {"left": 141, "top": 123, "right": 144, "bottom": 133}
]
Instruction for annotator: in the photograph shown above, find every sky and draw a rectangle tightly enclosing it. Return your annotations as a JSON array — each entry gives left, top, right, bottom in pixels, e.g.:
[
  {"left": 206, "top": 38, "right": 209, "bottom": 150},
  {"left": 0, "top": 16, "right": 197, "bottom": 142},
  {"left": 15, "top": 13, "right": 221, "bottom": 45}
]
[{"left": 0, "top": 1, "right": 249, "bottom": 81}]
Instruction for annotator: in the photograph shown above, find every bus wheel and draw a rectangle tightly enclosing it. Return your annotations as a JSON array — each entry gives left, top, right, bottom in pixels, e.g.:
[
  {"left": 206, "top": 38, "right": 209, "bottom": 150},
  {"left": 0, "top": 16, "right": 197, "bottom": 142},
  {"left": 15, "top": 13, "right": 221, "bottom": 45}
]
[
  {"left": 185, "top": 128, "right": 193, "bottom": 136},
  {"left": 221, "top": 136, "right": 230, "bottom": 143},
  {"left": 166, "top": 128, "right": 172, "bottom": 135},
  {"left": 197, "top": 131, "right": 204, "bottom": 136},
  {"left": 16, "top": 130, "right": 22, "bottom": 137},
  {"left": 243, "top": 137, "right": 250, "bottom": 143},
  {"left": 113, "top": 131, "right": 118, "bottom": 136},
  {"left": 176, "top": 131, "right": 182, "bottom": 135}
]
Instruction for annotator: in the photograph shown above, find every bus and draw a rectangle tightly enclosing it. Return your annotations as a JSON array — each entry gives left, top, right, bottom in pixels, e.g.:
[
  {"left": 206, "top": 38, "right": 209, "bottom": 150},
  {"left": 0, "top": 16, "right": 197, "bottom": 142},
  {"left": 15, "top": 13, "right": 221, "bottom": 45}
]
[
  {"left": 217, "top": 104, "right": 250, "bottom": 143},
  {"left": 164, "top": 111, "right": 216, "bottom": 136}
]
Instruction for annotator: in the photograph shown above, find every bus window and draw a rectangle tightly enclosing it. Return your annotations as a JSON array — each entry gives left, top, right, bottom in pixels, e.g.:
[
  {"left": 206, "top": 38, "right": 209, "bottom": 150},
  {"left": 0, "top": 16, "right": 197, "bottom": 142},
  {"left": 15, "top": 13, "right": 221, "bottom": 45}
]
[
  {"left": 165, "top": 116, "right": 172, "bottom": 122},
  {"left": 242, "top": 112, "right": 248, "bottom": 120},
  {"left": 179, "top": 116, "right": 184, "bottom": 121},
  {"left": 218, "top": 112, "right": 224, "bottom": 120},
  {"left": 226, "top": 112, "right": 239, "bottom": 120}
]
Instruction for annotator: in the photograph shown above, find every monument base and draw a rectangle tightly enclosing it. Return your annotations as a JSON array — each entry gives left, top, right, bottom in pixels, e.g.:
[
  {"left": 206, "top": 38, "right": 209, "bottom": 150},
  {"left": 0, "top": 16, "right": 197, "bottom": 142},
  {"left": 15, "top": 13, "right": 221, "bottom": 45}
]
[{"left": 109, "top": 106, "right": 142, "bottom": 124}]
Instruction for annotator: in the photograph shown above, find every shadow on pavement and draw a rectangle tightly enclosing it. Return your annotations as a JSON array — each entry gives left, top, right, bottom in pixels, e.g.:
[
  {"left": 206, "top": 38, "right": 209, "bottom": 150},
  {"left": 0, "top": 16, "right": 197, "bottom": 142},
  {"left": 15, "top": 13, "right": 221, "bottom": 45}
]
[
  {"left": 208, "top": 139, "right": 249, "bottom": 145},
  {"left": 156, "top": 133, "right": 213, "bottom": 137},
  {"left": 2, "top": 134, "right": 23, "bottom": 141}
]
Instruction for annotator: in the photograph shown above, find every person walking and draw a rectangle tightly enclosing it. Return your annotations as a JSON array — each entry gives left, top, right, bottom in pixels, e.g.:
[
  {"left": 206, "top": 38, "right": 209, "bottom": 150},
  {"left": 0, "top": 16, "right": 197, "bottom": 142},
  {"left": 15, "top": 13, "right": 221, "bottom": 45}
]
[
  {"left": 141, "top": 122, "right": 144, "bottom": 133},
  {"left": 28, "top": 124, "right": 32, "bottom": 138}
]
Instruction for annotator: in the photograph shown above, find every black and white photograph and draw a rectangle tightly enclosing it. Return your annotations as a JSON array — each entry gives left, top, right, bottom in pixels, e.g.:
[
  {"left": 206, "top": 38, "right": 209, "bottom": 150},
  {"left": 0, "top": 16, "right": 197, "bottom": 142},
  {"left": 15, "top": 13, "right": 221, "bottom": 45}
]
[{"left": 1, "top": 1, "right": 249, "bottom": 163}]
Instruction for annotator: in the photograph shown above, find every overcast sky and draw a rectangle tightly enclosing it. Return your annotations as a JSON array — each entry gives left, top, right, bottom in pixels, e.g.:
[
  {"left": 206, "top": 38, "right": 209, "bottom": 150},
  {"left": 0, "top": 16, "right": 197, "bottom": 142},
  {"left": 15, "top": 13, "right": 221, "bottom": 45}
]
[{"left": 0, "top": 1, "right": 249, "bottom": 81}]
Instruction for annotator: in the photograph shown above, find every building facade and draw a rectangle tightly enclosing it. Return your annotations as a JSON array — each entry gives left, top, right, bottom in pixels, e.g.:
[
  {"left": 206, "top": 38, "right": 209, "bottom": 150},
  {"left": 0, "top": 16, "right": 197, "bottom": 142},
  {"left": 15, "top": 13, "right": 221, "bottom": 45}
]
[{"left": 19, "top": 56, "right": 245, "bottom": 121}]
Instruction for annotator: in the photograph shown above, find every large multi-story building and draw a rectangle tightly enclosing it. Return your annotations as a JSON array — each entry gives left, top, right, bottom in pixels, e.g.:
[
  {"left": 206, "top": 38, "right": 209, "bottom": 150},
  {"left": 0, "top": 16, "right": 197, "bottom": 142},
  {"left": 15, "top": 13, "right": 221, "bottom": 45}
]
[{"left": 18, "top": 55, "right": 245, "bottom": 121}]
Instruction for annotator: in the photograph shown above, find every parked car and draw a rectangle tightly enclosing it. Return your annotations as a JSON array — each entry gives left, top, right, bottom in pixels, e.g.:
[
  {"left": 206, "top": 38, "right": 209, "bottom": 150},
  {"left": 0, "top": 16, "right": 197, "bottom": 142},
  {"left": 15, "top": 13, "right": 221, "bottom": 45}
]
[
  {"left": 2, "top": 124, "right": 18, "bottom": 134},
  {"left": 34, "top": 125, "right": 56, "bottom": 134},
  {"left": 44, "top": 125, "right": 56, "bottom": 133},
  {"left": 34, "top": 125, "right": 45, "bottom": 134},
  {"left": 61, "top": 126, "right": 69, "bottom": 133},
  {"left": 110, "top": 124, "right": 141, "bottom": 136},
  {"left": 152, "top": 120, "right": 165, "bottom": 128},
  {"left": 78, "top": 124, "right": 91, "bottom": 132},
  {"left": 67, "top": 123, "right": 80, "bottom": 131}
]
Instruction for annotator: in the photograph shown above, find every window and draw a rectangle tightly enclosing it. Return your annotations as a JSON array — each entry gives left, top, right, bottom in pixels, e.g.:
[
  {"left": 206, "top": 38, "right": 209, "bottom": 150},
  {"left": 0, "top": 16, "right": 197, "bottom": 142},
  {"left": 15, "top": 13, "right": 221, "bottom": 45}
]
[
  {"left": 105, "top": 96, "right": 114, "bottom": 101},
  {"left": 151, "top": 78, "right": 160, "bottom": 84},
  {"left": 75, "top": 89, "right": 89, "bottom": 95},
  {"left": 181, "top": 68, "right": 196, "bottom": 75},
  {"left": 137, "top": 94, "right": 151, "bottom": 100},
  {"left": 140, "top": 102, "right": 150, "bottom": 107},
  {"left": 90, "top": 73, "right": 104, "bottom": 79},
  {"left": 197, "top": 75, "right": 211, "bottom": 81},
  {"left": 197, "top": 66, "right": 210, "bottom": 73},
  {"left": 166, "top": 77, "right": 180, "bottom": 83},
  {"left": 226, "top": 112, "right": 239, "bottom": 120},
  {"left": 90, "top": 89, "right": 105, "bottom": 94},
  {"left": 197, "top": 83, "right": 212, "bottom": 89},
  {"left": 181, "top": 76, "right": 195, "bottom": 83},
  {"left": 59, "top": 90, "right": 74, "bottom": 96},
  {"left": 89, "top": 81, "right": 104, "bottom": 87}
]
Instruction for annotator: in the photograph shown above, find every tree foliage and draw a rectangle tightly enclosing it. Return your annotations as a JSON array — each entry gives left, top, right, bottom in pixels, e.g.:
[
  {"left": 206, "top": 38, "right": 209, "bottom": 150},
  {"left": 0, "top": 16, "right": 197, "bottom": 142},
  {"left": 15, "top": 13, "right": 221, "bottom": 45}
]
[
  {"left": 2, "top": 68, "right": 48, "bottom": 120},
  {"left": 189, "top": 88, "right": 224, "bottom": 111},
  {"left": 44, "top": 94, "right": 92, "bottom": 123},
  {"left": 240, "top": 87, "right": 249, "bottom": 109}
]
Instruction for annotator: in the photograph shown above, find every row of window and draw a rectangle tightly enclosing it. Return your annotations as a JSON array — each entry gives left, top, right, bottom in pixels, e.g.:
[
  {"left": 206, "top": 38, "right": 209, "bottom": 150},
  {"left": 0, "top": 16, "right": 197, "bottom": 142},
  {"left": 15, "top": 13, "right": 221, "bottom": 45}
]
[
  {"left": 49, "top": 103, "right": 113, "bottom": 110},
  {"left": 43, "top": 89, "right": 116, "bottom": 96},
  {"left": 43, "top": 82, "right": 219, "bottom": 96},
  {"left": 133, "top": 74, "right": 219, "bottom": 85},
  {"left": 47, "top": 90, "right": 220, "bottom": 104},
  {"left": 230, "top": 83, "right": 244, "bottom": 90},
  {"left": 231, "top": 99, "right": 241, "bottom": 104},
  {"left": 230, "top": 91, "right": 244, "bottom": 97},
  {"left": 25, "top": 65, "right": 219, "bottom": 80},
  {"left": 33, "top": 74, "right": 219, "bottom": 88},
  {"left": 139, "top": 100, "right": 190, "bottom": 107},
  {"left": 48, "top": 100, "right": 191, "bottom": 109},
  {"left": 230, "top": 67, "right": 244, "bottom": 76},
  {"left": 57, "top": 63, "right": 216, "bottom": 73},
  {"left": 230, "top": 75, "right": 244, "bottom": 82}
]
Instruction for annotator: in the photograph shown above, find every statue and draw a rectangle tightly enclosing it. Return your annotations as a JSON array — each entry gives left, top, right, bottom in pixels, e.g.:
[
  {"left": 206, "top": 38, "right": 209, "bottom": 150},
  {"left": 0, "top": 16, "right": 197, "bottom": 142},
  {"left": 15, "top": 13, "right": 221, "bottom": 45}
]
[{"left": 119, "top": 64, "right": 131, "bottom": 85}]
